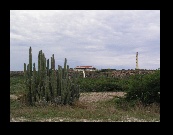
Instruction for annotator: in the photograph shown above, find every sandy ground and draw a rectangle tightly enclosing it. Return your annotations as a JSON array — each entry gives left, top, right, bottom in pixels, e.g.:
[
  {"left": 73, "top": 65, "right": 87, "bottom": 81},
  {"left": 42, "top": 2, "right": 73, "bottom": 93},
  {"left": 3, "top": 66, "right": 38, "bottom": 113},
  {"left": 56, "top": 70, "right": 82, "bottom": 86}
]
[{"left": 79, "top": 92, "right": 125, "bottom": 103}]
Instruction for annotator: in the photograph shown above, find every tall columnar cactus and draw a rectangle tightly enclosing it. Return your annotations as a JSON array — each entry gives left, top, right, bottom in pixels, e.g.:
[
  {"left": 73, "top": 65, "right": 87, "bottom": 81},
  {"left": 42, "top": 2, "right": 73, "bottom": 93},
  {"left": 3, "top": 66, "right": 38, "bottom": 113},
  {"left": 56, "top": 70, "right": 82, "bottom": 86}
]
[
  {"left": 47, "top": 59, "right": 49, "bottom": 76},
  {"left": 26, "top": 47, "right": 33, "bottom": 105},
  {"left": 29, "top": 47, "right": 32, "bottom": 76},
  {"left": 52, "top": 54, "right": 55, "bottom": 70},
  {"left": 63, "top": 58, "right": 67, "bottom": 79},
  {"left": 24, "top": 47, "right": 80, "bottom": 106},
  {"left": 24, "top": 63, "right": 26, "bottom": 83},
  {"left": 57, "top": 65, "right": 62, "bottom": 97},
  {"left": 32, "top": 63, "right": 37, "bottom": 102}
]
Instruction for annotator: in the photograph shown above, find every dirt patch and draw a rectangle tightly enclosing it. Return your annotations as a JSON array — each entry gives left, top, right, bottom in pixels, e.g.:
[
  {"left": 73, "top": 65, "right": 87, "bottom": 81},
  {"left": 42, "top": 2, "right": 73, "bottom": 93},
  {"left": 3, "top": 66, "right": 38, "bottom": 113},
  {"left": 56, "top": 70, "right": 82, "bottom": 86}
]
[
  {"left": 10, "top": 95, "right": 18, "bottom": 100},
  {"left": 10, "top": 94, "right": 24, "bottom": 100},
  {"left": 79, "top": 92, "right": 125, "bottom": 103},
  {"left": 10, "top": 92, "right": 125, "bottom": 102}
]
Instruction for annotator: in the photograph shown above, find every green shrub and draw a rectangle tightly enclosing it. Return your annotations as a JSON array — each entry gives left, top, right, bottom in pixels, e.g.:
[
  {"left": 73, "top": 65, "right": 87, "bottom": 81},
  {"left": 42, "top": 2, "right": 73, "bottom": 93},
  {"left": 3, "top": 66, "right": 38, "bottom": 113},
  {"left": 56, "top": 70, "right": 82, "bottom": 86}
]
[
  {"left": 77, "top": 77, "right": 125, "bottom": 92},
  {"left": 10, "top": 76, "right": 26, "bottom": 95},
  {"left": 125, "top": 70, "right": 160, "bottom": 105},
  {"left": 114, "top": 97, "right": 137, "bottom": 110}
]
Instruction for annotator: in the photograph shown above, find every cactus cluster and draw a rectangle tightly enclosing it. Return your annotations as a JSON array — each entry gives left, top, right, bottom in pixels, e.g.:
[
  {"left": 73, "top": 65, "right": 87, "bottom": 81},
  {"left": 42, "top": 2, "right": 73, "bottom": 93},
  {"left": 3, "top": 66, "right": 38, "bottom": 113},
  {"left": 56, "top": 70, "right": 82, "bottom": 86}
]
[{"left": 24, "top": 47, "right": 80, "bottom": 106}]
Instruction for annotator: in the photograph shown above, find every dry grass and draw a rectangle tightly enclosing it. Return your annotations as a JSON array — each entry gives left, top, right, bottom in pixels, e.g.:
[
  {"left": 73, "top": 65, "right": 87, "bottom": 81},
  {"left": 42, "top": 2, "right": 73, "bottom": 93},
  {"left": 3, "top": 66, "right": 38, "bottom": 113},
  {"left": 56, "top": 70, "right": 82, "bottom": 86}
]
[{"left": 10, "top": 92, "right": 160, "bottom": 122}]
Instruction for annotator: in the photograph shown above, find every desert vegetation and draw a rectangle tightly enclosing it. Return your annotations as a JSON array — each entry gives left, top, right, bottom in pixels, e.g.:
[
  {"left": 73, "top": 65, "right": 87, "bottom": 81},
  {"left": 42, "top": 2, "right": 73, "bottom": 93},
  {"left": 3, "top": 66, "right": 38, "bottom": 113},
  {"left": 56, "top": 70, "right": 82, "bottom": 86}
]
[
  {"left": 10, "top": 47, "right": 160, "bottom": 122},
  {"left": 23, "top": 47, "right": 80, "bottom": 106}
]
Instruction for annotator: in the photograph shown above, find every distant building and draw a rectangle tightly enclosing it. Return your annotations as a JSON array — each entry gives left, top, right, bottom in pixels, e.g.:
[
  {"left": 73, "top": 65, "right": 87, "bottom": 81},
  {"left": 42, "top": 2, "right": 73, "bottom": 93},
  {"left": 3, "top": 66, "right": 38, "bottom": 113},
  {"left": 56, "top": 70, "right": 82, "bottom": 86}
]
[{"left": 74, "top": 66, "right": 96, "bottom": 71}]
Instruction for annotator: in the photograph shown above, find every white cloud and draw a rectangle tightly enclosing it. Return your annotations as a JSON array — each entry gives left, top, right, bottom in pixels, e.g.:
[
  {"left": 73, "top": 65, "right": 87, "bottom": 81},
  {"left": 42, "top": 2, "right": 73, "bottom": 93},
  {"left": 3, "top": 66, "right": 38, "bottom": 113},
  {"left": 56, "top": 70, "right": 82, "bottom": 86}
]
[{"left": 10, "top": 10, "right": 160, "bottom": 70}]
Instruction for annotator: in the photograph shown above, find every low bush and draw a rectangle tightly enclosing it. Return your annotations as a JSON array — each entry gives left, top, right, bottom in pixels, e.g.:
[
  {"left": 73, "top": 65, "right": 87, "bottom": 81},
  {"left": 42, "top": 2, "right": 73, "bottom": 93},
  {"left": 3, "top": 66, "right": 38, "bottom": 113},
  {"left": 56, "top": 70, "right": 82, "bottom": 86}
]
[
  {"left": 125, "top": 70, "right": 160, "bottom": 105},
  {"left": 77, "top": 77, "right": 126, "bottom": 92},
  {"left": 10, "top": 76, "right": 26, "bottom": 95}
]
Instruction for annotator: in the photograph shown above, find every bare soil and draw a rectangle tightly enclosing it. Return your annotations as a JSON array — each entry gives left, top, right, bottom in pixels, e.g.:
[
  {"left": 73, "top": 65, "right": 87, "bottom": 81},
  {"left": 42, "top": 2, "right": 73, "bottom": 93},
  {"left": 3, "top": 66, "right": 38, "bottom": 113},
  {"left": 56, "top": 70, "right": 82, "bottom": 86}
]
[
  {"left": 79, "top": 92, "right": 125, "bottom": 103},
  {"left": 10, "top": 95, "right": 18, "bottom": 100}
]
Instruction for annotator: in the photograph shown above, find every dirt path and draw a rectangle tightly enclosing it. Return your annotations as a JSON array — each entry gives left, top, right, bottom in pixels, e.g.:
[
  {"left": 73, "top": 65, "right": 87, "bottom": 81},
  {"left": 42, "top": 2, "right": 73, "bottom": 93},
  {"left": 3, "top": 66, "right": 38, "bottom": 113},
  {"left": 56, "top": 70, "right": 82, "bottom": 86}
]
[{"left": 79, "top": 92, "right": 125, "bottom": 103}]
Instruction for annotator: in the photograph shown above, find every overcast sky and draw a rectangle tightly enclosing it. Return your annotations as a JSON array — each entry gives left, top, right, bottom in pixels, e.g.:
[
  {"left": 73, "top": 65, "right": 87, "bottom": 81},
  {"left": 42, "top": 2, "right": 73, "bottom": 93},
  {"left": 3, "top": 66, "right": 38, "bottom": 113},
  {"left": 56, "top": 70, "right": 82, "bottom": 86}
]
[{"left": 10, "top": 10, "right": 160, "bottom": 71}]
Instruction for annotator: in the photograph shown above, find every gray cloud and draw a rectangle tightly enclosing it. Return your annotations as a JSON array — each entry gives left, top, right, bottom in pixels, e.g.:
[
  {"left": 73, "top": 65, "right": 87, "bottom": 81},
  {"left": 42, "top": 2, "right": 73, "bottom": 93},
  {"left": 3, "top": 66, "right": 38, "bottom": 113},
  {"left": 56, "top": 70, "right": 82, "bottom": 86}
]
[{"left": 10, "top": 10, "right": 160, "bottom": 71}]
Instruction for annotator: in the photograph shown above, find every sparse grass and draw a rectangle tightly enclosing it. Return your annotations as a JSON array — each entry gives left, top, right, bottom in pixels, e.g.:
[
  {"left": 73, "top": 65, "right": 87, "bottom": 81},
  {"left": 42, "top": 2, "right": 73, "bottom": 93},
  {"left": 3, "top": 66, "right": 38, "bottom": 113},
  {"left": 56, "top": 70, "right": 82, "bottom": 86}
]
[
  {"left": 10, "top": 76, "right": 26, "bottom": 96},
  {"left": 10, "top": 96, "right": 160, "bottom": 122},
  {"left": 10, "top": 76, "right": 160, "bottom": 122},
  {"left": 114, "top": 97, "right": 160, "bottom": 121}
]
